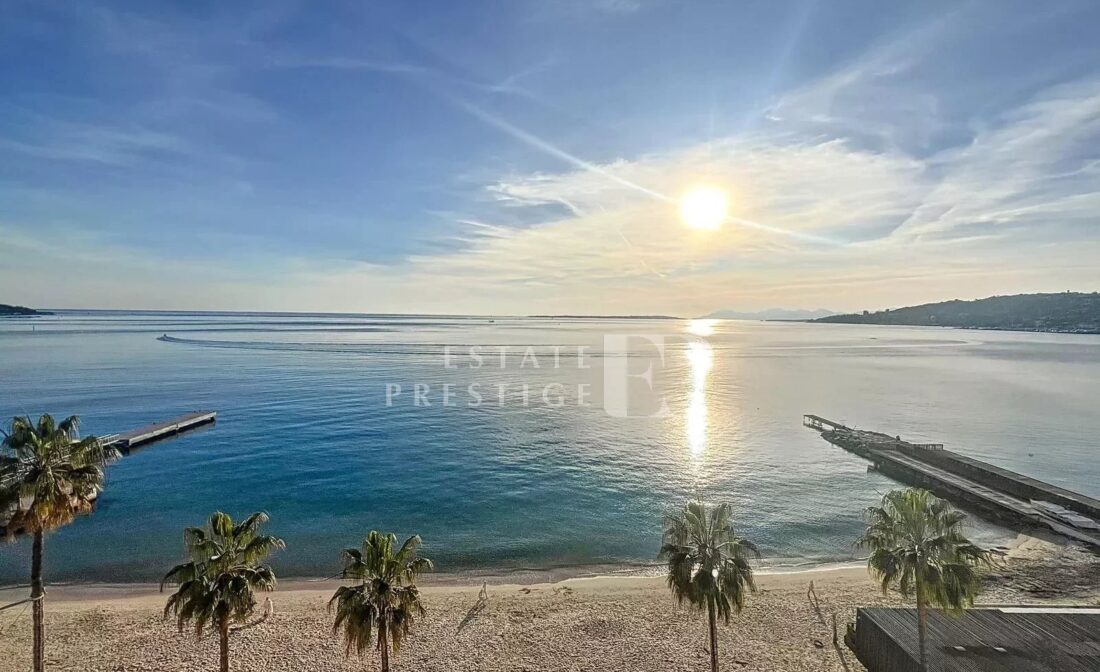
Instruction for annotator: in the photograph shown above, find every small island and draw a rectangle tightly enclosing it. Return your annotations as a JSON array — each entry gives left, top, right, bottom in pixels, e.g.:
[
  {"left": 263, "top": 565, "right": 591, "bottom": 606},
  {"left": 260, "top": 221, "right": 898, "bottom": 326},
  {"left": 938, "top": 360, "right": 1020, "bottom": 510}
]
[
  {"left": 814, "top": 292, "right": 1100, "bottom": 334},
  {"left": 0, "top": 303, "right": 52, "bottom": 317}
]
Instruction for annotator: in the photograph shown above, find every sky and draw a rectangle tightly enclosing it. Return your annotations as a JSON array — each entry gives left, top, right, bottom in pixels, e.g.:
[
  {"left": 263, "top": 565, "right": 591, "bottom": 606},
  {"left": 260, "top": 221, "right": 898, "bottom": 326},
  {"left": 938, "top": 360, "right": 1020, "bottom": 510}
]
[{"left": 1, "top": 0, "right": 1099, "bottom": 315}]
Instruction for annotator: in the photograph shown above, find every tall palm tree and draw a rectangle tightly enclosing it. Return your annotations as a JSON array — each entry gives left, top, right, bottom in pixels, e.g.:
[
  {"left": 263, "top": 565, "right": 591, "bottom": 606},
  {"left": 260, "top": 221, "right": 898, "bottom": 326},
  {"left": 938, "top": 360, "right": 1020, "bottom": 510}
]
[
  {"left": 161, "top": 511, "right": 284, "bottom": 672},
  {"left": 1, "top": 414, "right": 116, "bottom": 672},
  {"left": 858, "top": 488, "right": 993, "bottom": 672},
  {"left": 659, "top": 501, "right": 758, "bottom": 672},
  {"left": 330, "top": 531, "right": 433, "bottom": 672}
]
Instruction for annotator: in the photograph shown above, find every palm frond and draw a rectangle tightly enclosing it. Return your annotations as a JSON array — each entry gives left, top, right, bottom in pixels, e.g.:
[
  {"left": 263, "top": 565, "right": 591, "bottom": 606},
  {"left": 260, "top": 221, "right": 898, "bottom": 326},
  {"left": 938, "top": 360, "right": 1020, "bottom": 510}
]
[
  {"left": 857, "top": 488, "right": 993, "bottom": 610},
  {"left": 659, "top": 500, "right": 757, "bottom": 618},
  {"left": 1, "top": 414, "right": 114, "bottom": 535},
  {"left": 330, "top": 531, "right": 432, "bottom": 662},
  {"left": 161, "top": 511, "right": 284, "bottom": 639}
]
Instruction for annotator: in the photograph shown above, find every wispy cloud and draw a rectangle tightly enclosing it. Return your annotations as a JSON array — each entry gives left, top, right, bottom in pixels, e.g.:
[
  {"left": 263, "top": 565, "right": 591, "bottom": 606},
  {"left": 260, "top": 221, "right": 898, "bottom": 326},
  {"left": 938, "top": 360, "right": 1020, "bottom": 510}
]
[
  {"left": 271, "top": 56, "right": 428, "bottom": 75},
  {"left": 542, "top": 0, "right": 647, "bottom": 18},
  {"left": 3, "top": 1, "right": 1098, "bottom": 314},
  {"left": 362, "top": 69, "right": 1100, "bottom": 313},
  {"left": 888, "top": 78, "right": 1100, "bottom": 243},
  {"left": 8, "top": 65, "right": 1096, "bottom": 313},
  {"left": 0, "top": 120, "right": 191, "bottom": 165}
]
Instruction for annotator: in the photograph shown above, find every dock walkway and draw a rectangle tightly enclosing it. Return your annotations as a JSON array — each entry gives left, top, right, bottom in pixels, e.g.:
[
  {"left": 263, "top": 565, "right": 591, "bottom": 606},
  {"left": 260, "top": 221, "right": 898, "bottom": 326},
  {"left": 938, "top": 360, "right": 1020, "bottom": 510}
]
[
  {"left": 103, "top": 410, "right": 216, "bottom": 450},
  {"left": 804, "top": 414, "right": 1100, "bottom": 549},
  {"left": 921, "top": 448, "right": 1100, "bottom": 520},
  {"left": 2, "top": 411, "right": 216, "bottom": 534}
]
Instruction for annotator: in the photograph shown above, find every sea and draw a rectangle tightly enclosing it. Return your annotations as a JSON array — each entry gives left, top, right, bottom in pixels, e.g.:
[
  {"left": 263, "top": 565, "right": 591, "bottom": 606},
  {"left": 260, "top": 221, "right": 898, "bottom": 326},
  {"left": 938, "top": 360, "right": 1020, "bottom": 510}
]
[{"left": 1, "top": 311, "right": 1098, "bottom": 584}]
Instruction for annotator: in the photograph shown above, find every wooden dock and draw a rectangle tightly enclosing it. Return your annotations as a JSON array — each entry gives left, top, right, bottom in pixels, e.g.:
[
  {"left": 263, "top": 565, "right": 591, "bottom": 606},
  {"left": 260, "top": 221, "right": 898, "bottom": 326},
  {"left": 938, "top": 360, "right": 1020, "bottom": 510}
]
[
  {"left": 103, "top": 410, "right": 216, "bottom": 450},
  {"left": 1, "top": 411, "right": 216, "bottom": 534},
  {"left": 804, "top": 414, "right": 1100, "bottom": 549}
]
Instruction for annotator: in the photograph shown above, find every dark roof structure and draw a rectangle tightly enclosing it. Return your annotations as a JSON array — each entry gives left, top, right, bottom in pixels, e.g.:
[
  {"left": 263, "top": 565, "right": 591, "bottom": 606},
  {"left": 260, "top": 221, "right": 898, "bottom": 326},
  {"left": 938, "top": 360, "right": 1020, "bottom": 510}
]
[{"left": 849, "top": 606, "right": 1100, "bottom": 672}]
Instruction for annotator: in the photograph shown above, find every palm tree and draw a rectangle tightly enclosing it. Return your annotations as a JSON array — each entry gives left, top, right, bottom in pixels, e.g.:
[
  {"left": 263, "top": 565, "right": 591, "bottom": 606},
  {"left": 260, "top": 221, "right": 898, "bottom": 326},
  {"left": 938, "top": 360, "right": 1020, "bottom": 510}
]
[
  {"left": 659, "top": 501, "right": 758, "bottom": 672},
  {"left": 161, "top": 511, "right": 285, "bottom": 672},
  {"left": 330, "top": 531, "right": 433, "bottom": 672},
  {"left": 1, "top": 414, "right": 116, "bottom": 672},
  {"left": 857, "top": 488, "right": 994, "bottom": 672}
]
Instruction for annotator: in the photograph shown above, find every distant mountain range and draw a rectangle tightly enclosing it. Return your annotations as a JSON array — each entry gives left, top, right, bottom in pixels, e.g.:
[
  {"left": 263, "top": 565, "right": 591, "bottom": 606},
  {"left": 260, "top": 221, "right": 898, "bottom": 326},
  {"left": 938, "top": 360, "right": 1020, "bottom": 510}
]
[
  {"left": 0, "top": 303, "right": 51, "bottom": 317},
  {"left": 813, "top": 292, "right": 1100, "bottom": 334},
  {"left": 701, "top": 308, "right": 836, "bottom": 321}
]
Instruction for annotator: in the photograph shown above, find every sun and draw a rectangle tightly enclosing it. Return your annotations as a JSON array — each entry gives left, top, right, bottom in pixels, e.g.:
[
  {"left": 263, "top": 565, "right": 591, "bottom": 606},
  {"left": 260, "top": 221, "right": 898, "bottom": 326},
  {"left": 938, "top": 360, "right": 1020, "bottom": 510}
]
[{"left": 679, "top": 186, "right": 728, "bottom": 230}]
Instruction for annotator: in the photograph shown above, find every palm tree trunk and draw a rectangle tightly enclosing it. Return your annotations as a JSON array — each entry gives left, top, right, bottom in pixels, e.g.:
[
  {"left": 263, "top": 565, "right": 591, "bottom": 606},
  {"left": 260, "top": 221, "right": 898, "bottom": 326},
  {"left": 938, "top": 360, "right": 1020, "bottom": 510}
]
[
  {"left": 219, "top": 620, "right": 230, "bottom": 672},
  {"left": 916, "top": 584, "right": 928, "bottom": 672},
  {"left": 379, "top": 624, "right": 390, "bottom": 672},
  {"left": 31, "top": 530, "right": 44, "bottom": 672},
  {"left": 707, "top": 600, "right": 719, "bottom": 672}
]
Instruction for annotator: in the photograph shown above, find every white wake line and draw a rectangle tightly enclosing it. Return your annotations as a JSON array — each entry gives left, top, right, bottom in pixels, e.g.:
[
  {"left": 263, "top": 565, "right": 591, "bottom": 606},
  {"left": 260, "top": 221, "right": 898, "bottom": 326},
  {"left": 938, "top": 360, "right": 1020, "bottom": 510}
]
[
  {"left": 752, "top": 339, "right": 982, "bottom": 350},
  {"left": 158, "top": 334, "right": 981, "bottom": 353}
]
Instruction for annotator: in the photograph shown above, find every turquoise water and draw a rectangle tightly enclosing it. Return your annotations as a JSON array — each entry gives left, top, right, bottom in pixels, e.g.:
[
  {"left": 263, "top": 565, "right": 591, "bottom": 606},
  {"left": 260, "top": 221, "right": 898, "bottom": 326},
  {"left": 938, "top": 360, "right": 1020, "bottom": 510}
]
[{"left": 1, "top": 311, "right": 1098, "bottom": 583}]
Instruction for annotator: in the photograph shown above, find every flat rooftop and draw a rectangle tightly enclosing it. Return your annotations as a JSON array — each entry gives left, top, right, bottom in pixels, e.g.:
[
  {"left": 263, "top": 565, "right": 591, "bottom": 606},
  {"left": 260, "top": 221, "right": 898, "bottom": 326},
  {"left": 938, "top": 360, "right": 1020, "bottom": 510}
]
[{"left": 851, "top": 606, "right": 1100, "bottom": 672}]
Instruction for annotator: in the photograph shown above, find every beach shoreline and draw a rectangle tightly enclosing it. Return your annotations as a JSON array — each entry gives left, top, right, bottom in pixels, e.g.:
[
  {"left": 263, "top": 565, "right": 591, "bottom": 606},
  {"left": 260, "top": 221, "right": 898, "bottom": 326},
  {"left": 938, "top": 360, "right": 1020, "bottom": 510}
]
[
  {"left": 1, "top": 535, "right": 1096, "bottom": 671},
  {"left": 0, "top": 566, "right": 890, "bottom": 672},
  {"left": 0, "top": 530, "right": 1065, "bottom": 601},
  {"left": 0, "top": 564, "right": 873, "bottom": 606},
  {"left": 0, "top": 559, "right": 873, "bottom": 597}
]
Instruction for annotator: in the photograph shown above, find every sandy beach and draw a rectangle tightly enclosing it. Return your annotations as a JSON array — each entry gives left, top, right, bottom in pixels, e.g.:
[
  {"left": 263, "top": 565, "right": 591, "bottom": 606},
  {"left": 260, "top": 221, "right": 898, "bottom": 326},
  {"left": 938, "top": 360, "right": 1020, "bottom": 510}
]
[
  {"left": 1, "top": 536, "right": 1097, "bottom": 672},
  {"left": 0, "top": 568, "right": 890, "bottom": 672}
]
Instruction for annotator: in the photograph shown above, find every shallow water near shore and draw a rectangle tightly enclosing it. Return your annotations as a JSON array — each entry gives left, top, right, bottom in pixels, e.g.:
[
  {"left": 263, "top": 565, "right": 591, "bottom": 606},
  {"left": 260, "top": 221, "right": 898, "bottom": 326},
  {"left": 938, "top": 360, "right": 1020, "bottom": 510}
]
[{"left": 1, "top": 311, "right": 1098, "bottom": 583}]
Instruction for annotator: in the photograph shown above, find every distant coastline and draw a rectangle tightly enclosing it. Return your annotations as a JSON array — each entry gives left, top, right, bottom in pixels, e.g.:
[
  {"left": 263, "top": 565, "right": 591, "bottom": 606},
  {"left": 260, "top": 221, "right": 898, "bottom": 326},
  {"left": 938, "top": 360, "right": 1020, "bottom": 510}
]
[
  {"left": 702, "top": 308, "right": 835, "bottom": 321},
  {"left": 528, "top": 314, "right": 681, "bottom": 320},
  {"left": 0, "top": 303, "right": 51, "bottom": 317},
  {"left": 811, "top": 292, "right": 1100, "bottom": 335},
  {"left": 8, "top": 298, "right": 1099, "bottom": 334}
]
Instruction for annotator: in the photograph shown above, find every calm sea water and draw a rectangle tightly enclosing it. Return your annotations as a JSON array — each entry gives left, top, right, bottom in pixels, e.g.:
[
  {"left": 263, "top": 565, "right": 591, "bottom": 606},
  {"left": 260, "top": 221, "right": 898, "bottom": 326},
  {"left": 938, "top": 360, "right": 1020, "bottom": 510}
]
[{"left": 1, "top": 311, "right": 1098, "bottom": 583}]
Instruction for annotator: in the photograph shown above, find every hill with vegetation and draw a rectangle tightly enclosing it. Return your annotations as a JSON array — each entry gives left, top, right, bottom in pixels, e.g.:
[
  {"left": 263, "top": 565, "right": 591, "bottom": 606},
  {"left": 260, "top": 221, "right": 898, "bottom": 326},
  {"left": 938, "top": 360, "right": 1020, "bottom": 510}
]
[
  {"left": 813, "top": 292, "right": 1100, "bottom": 334},
  {"left": 0, "top": 303, "right": 51, "bottom": 317}
]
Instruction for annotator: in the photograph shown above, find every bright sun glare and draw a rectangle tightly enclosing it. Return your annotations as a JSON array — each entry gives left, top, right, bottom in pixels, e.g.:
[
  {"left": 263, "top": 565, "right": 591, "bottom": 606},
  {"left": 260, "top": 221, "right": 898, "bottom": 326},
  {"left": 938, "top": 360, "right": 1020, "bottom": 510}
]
[{"left": 679, "top": 186, "right": 728, "bottom": 231}]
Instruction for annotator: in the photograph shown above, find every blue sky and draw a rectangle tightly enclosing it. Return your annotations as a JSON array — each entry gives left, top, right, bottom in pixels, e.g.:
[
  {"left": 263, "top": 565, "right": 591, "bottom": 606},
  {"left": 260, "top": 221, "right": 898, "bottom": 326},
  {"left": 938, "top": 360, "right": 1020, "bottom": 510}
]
[{"left": 2, "top": 0, "right": 1098, "bottom": 314}]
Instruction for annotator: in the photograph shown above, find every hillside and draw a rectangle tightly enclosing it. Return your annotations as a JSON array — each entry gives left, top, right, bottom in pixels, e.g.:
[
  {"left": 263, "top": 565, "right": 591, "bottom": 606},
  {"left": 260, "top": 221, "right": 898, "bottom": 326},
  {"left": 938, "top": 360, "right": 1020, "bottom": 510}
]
[
  {"left": 0, "top": 303, "right": 51, "bottom": 317},
  {"left": 813, "top": 292, "right": 1100, "bottom": 333}
]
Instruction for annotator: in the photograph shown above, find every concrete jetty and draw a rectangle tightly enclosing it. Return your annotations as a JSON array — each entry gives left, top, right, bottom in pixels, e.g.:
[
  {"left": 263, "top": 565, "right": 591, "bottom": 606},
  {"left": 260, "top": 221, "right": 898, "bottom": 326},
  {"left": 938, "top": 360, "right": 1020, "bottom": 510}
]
[{"left": 804, "top": 414, "right": 1100, "bottom": 549}]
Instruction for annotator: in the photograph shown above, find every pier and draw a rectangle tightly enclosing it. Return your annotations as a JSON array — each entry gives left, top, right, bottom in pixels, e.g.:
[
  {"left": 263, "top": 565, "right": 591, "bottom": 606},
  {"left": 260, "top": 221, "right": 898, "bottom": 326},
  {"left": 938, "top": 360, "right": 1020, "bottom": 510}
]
[
  {"left": 102, "top": 410, "right": 216, "bottom": 451},
  {"left": 1, "top": 411, "right": 216, "bottom": 534},
  {"left": 804, "top": 414, "right": 1100, "bottom": 549}
]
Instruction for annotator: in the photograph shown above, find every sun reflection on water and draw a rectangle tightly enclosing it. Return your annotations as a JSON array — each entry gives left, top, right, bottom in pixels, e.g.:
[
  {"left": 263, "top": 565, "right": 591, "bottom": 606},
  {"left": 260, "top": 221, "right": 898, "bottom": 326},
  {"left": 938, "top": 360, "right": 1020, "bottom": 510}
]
[
  {"left": 686, "top": 339, "right": 713, "bottom": 458},
  {"left": 687, "top": 318, "right": 717, "bottom": 337}
]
